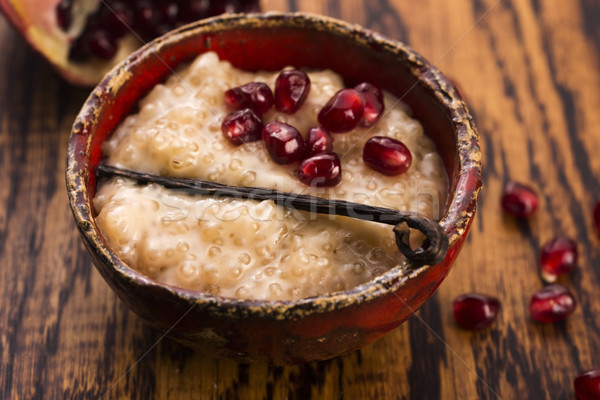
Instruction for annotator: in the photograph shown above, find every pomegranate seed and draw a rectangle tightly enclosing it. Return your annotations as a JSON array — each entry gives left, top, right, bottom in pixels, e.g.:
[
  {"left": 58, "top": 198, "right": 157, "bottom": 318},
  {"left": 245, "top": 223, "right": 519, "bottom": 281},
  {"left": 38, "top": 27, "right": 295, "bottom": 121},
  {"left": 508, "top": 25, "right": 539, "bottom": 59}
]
[
  {"left": 134, "top": 1, "right": 159, "bottom": 34},
  {"left": 88, "top": 30, "right": 118, "bottom": 60},
  {"left": 101, "top": 2, "right": 134, "bottom": 38},
  {"left": 158, "top": 2, "right": 179, "bottom": 25},
  {"left": 574, "top": 370, "right": 600, "bottom": 400},
  {"left": 297, "top": 153, "right": 342, "bottom": 187},
  {"left": 453, "top": 293, "right": 500, "bottom": 331},
  {"left": 355, "top": 82, "right": 384, "bottom": 127},
  {"left": 304, "top": 127, "right": 334, "bottom": 158},
  {"left": 68, "top": 35, "right": 91, "bottom": 61},
  {"left": 363, "top": 136, "right": 412, "bottom": 176},
  {"left": 501, "top": 181, "right": 539, "bottom": 218},
  {"left": 539, "top": 236, "right": 578, "bottom": 282},
  {"left": 56, "top": 0, "right": 72, "bottom": 31},
  {"left": 262, "top": 122, "right": 305, "bottom": 164},
  {"left": 529, "top": 284, "right": 576, "bottom": 323},
  {"left": 225, "top": 82, "right": 274, "bottom": 115},
  {"left": 239, "top": 0, "right": 261, "bottom": 12},
  {"left": 318, "top": 89, "right": 365, "bottom": 133},
  {"left": 274, "top": 70, "right": 311, "bottom": 114},
  {"left": 221, "top": 109, "right": 263, "bottom": 146},
  {"left": 593, "top": 201, "right": 600, "bottom": 236},
  {"left": 179, "top": 0, "right": 210, "bottom": 22},
  {"left": 209, "top": 0, "right": 241, "bottom": 14}
]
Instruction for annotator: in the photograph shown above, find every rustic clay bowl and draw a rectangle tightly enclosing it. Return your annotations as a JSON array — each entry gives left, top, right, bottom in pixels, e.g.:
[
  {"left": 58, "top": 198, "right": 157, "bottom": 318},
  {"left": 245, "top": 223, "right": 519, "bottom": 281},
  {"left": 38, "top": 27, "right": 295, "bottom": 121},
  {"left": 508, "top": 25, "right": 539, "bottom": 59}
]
[{"left": 66, "top": 12, "right": 481, "bottom": 365}]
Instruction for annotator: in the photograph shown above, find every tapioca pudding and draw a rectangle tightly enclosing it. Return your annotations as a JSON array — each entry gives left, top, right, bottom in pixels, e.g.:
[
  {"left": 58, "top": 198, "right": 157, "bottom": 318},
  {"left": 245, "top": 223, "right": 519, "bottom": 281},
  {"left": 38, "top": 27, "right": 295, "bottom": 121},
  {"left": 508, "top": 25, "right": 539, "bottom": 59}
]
[{"left": 93, "top": 51, "right": 448, "bottom": 301}]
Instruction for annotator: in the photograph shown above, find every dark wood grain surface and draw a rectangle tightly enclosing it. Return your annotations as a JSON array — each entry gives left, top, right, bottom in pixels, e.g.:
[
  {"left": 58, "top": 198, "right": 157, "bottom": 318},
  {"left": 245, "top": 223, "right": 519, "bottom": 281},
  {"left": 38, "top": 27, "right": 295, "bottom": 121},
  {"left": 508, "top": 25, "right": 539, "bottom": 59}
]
[{"left": 1, "top": 0, "right": 599, "bottom": 398}]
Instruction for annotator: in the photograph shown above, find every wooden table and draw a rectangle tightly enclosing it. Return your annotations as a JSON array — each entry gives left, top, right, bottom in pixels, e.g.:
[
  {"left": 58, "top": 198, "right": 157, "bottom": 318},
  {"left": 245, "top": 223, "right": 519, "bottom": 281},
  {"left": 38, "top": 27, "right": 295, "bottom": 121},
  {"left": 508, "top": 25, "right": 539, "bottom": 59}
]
[{"left": 1, "top": 0, "right": 599, "bottom": 398}]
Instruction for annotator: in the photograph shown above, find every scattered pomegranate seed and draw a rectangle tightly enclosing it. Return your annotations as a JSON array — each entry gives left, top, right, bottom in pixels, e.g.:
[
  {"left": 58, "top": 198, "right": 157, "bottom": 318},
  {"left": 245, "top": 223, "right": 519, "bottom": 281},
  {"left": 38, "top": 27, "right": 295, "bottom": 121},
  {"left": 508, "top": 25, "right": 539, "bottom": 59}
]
[
  {"left": 593, "top": 201, "right": 600, "bottom": 236},
  {"left": 297, "top": 153, "right": 342, "bottom": 187},
  {"left": 539, "top": 236, "right": 578, "bottom": 282},
  {"left": 574, "top": 370, "right": 600, "bottom": 400},
  {"left": 221, "top": 109, "right": 263, "bottom": 146},
  {"left": 274, "top": 70, "right": 311, "bottom": 114},
  {"left": 501, "top": 181, "right": 539, "bottom": 218},
  {"left": 363, "top": 136, "right": 412, "bottom": 176},
  {"left": 88, "top": 30, "right": 118, "bottom": 60},
  {"left": 262, "top": 122, "right": 305, "bottom": 164},
  {"left": 225, "top": 82, "right": 274, "bottom": 115},
  {"left": 452, "top": 293, "right": 500, "bottom": 331},
  {"left": 318, "top": 89, "right": 365, "bottom": 133},
  {"left": 529, "top": 284, "right": 576, "bottom": 323},
  {"left": 355, "top": 82, "right": 384, "bottom": 127},
  {"left": 304, "top": 127, "right": 334, "bottom": 158}
]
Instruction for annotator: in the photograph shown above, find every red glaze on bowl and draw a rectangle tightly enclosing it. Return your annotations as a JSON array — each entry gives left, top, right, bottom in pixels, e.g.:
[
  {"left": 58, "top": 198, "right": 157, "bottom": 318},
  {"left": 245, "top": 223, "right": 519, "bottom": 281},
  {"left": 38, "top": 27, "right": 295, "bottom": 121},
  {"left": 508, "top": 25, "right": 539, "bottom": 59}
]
[{"left": 65, "top": 12, "right": 481, "bottom": 365}]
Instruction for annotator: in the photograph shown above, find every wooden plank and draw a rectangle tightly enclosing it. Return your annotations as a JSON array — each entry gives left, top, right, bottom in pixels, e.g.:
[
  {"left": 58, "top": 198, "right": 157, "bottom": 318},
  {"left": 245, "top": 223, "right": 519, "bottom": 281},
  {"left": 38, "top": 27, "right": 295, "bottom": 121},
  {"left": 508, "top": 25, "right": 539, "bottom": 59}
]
[{"left": 0, "top": 0, "right": 599, "bottom": 398}]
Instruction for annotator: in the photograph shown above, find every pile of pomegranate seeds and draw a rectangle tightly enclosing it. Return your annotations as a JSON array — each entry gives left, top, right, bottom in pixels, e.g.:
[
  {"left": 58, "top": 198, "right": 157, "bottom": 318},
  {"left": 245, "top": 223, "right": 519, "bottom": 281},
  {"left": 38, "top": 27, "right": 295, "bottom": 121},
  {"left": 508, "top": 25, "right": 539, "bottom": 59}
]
[
  {"left": 220, "top": 69, "right": 408, "bottom": 187},
  {"left": 539, "top": 236, "right": 578, "bottom": 282},
  {"left": 220, "top": 109, "right": 262, "bottom": 146},
  {"left": 58, "top": 0, "right": 259, "bottom": 61},
  {"left": 501, "top": 181, "right": 539, "bottom": 217},
  {"left": 225, "top": 82, "right": 274, "bottom": 115},
  {"left": 593, "top": 201, "right": 600, "bottom": 236},
  {"left": 274, "top": 70, "right": 311, "bottom": 114},
  {"left": 529, "top": 284, "right": 576, "bottom": 323},
  {"left": 452, "top": 293, "right": 500, "bottom": 331},
  {"left": 574, "top": 370, "right": 600, "bottom": 400},
  {"left": 262, "top": 122, "right": 305, "bottom": 164},
  {"left": 363, "top": 136, "right": 412, "bottom": 176}
]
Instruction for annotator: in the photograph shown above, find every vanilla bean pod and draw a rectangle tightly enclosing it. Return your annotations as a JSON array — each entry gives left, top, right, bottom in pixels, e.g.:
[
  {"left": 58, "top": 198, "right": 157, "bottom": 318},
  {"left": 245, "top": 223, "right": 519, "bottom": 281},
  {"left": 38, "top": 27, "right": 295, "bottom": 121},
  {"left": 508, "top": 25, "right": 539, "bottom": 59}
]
[{"left": 97, "top": 164, "right": 449, "bottom": 265}]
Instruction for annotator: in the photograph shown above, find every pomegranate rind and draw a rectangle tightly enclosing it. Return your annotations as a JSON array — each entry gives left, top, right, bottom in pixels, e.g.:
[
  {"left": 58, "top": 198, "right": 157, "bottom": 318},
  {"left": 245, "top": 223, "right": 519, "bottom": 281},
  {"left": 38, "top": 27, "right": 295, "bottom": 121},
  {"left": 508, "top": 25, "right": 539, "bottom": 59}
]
[{"left": 0, "top": 0, "right": 150, "bottom": 86}]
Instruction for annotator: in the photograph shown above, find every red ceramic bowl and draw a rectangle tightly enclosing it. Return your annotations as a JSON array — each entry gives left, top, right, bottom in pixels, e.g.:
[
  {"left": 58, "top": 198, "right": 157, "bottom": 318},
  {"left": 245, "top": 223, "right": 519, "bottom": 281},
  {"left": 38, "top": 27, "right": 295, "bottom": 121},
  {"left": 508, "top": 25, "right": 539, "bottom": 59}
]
[{"left": 66, "top": 12, "right": 481, "bottom": 365}]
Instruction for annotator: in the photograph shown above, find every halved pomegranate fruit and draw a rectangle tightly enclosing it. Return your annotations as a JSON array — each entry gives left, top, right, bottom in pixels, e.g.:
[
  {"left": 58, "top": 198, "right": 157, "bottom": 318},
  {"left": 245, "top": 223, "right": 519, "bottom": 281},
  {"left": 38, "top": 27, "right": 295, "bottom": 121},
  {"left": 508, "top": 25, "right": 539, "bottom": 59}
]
[{"left": 0, "top": 0, "right": 260, "bottom": 86}]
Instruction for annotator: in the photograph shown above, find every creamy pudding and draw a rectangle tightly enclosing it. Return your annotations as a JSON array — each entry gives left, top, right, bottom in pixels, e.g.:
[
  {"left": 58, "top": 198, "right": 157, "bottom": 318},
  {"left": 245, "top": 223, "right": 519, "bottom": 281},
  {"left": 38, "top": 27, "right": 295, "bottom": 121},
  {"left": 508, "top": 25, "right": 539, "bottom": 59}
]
[{"left": 93, "top": 51, "right": 447, "bottom": 300}]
